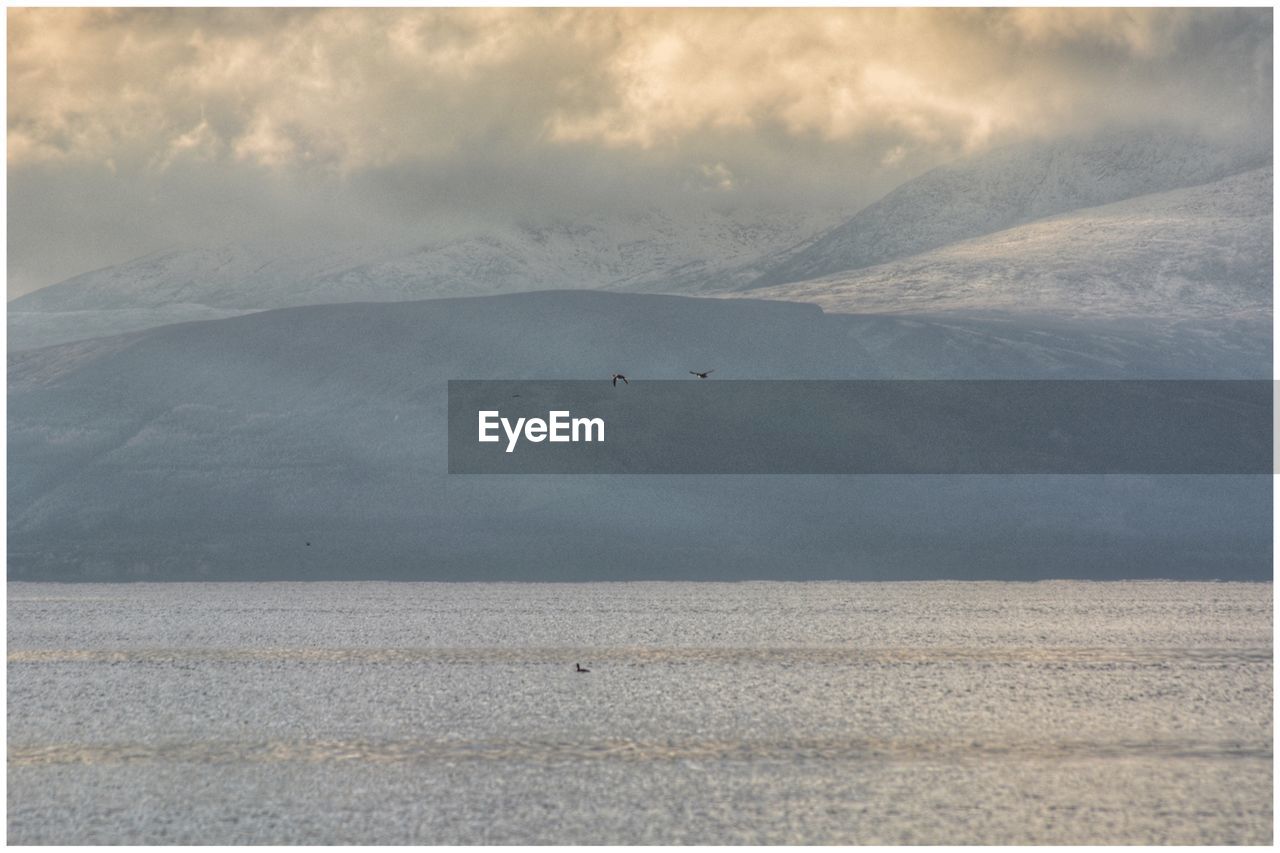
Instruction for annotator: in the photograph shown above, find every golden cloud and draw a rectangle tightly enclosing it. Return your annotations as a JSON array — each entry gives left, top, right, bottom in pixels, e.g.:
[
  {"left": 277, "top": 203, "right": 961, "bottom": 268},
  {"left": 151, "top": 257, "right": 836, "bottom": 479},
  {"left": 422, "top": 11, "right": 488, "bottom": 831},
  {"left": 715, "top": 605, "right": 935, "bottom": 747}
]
[{"left": 10, "top": 8, "right": 1261, "bottom": 173}]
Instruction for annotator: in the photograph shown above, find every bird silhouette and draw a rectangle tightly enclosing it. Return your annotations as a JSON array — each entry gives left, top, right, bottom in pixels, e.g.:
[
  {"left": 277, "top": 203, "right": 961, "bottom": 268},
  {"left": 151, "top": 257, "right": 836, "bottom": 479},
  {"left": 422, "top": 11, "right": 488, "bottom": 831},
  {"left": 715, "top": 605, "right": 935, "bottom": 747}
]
[
  {"left": 611, "top": 373, "right": 629, "bottom": 386},
  {"left": 689, "top": 370, "right": 715, "bottom": 379},
  {"left": 575, "top": 663, "right": 591, "bottom": 673}
]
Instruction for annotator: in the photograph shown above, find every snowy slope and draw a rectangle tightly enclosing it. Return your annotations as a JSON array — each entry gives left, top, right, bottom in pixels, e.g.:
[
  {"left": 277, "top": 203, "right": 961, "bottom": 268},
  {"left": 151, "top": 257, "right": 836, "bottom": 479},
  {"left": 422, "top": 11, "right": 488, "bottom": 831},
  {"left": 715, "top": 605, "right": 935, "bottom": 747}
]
[
  {"left": 746, "top": 131, "right": 1268, "bottom": 289},
  {"left": 9, "top": 206, "right": 837, "bottom": 349},
  {"left": 9, "top": 291, "right": 1269, "bottom": 582},
  {"left": 742, "top": 167, "right": 1272, "bottom": 326},
  {"left": 15, "top": 207, "right": 835, "bottom": 311}
]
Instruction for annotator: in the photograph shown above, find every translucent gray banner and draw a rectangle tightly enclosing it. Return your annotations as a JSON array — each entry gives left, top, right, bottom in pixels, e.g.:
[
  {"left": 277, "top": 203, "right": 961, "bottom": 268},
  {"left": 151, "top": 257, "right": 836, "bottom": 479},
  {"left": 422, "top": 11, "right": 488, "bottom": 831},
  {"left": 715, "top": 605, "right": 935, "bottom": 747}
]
[{"left": 447, "top": 380, "right": 1271, "bottom": 474}]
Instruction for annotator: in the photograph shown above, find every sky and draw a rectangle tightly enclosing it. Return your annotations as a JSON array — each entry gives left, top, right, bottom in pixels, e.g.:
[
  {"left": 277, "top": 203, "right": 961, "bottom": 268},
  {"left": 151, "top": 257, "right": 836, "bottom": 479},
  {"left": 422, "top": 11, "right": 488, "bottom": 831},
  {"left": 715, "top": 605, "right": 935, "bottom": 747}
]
[{"left": 7, "top": 7, "right": 1273, "bottom": 299}]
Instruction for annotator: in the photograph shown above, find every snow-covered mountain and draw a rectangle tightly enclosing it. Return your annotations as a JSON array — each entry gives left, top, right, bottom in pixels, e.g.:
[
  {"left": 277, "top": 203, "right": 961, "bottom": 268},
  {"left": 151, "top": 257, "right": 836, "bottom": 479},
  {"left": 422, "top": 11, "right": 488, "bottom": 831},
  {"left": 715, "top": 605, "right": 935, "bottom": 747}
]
[
  {"left": 9, "top": 206, "right": 838, "bottom": 348},
  {"left": 9, "top": 291, "right": 1269, "bottom": 581},
  {"left": 16, "top": 207, "right": 839, "bottom": 313},
  {"left": 742, "top": 166, "right": 1272, "bottom": 327},
  {"left": 9, "top": 130, "right": 1269, "bottom": 352},
  {"left": 745, "top": 130, "right": 1268, "bottom": 289}
]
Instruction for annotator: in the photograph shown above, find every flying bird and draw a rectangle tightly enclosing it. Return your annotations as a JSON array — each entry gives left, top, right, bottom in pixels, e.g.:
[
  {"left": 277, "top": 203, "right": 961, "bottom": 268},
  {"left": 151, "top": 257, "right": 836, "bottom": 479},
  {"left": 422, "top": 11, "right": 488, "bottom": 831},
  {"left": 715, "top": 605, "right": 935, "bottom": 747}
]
[
  {"left": 612, "top": 373, "right": 629, "bottom": 386},
  {"left": 575, "top": 663, "right": 591, "bottom": 673},
  {"left": 689, "top": 370, "right": 715, "bottom": 379}
]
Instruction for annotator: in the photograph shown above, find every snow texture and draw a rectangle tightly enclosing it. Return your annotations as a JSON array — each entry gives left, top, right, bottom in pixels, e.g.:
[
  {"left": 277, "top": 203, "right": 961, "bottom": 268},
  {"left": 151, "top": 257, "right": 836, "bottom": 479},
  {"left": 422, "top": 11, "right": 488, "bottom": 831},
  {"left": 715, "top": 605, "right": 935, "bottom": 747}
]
[
  {"left": 10, "top": 206, "right": 837, "bottom": 348},
  {"left": 746, "top": 130, "right": 1269, "bottom": 289},
  {"left": 745, "top": 167, "right": 1272, "bottom": 325}
]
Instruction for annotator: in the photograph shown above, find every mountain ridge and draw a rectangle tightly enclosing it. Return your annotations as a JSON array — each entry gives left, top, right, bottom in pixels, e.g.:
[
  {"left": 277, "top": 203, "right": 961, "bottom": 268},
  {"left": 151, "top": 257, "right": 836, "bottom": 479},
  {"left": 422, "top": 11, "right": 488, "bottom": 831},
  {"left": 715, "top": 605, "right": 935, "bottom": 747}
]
[
  {"left": 739, "top": 165, "right": 1272, "bottom": 324},
  {"left": 744, "top": 131, "right": 1268, "bottom": 289},
  {"left": 11, "top": 207, "right": 839, "bottom": 314}
]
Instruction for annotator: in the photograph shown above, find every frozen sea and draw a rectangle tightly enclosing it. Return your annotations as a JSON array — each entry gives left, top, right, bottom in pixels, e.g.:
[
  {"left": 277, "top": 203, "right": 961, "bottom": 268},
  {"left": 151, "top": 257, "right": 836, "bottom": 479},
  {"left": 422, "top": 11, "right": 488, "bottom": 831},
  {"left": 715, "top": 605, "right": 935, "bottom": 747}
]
[{"left": 7, "top": 580, "right": 1272, "bottom": 844}]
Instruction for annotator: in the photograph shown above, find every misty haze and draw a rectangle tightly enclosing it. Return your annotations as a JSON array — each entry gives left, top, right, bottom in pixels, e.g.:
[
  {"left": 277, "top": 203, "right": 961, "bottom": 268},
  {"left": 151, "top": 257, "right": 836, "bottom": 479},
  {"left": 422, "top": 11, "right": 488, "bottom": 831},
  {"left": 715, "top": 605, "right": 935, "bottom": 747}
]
[{"left": 7, "top": 7, "right": 1273, "bottom": 846}]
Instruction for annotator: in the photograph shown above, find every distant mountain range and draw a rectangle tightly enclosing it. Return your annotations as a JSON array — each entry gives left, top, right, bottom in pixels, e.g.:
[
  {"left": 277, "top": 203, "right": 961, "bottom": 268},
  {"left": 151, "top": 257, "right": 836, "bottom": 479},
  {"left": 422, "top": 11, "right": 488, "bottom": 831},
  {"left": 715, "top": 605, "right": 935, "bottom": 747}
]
[
  {"left": 9, "top": 129, "right": 1270, "bottom": 350},
  {"left": 9, "top": 207, "right": 837, "bottom": 349},
  {"left": 14, "top": 207, "right": 840, "bottom": 314}
]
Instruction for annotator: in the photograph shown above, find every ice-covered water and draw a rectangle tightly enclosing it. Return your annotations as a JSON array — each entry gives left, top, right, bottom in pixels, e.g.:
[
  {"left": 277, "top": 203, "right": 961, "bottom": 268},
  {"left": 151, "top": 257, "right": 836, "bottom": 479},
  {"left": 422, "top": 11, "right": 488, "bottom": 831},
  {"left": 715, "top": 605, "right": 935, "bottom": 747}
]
[{"left": 7, "top": 581, "right": 1272, "bottom": 844}]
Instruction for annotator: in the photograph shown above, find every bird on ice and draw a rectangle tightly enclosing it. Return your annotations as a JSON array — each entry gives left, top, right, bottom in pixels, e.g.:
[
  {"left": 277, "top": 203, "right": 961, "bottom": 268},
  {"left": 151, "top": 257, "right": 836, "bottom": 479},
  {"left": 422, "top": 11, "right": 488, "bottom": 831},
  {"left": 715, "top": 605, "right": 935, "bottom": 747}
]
[
  {"left": 611, "top": 373, "right": 629, "bottom": 386},
  {"left": 575, "top": 663, "right": 591, "bottom": 673},
  {"left": 689, "top": 370, "right": 715, "bottom": 379}
]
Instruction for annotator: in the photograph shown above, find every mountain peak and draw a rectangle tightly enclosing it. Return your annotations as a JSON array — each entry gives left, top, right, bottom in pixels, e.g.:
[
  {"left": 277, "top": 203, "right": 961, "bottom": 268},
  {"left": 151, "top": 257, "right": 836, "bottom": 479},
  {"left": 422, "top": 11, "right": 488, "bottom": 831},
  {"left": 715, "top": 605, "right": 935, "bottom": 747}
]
[{"left": 746, "top": 129, "right": 1268, "bottom": 289}]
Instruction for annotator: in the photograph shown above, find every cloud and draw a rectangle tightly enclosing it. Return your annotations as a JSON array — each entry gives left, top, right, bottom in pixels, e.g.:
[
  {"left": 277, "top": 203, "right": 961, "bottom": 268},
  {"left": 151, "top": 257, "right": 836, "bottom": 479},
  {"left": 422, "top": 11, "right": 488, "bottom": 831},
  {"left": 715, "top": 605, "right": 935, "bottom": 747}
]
[
  {"left": 11, "top": 8, "right": 1268, "bottom": 171},
  {"left": 698, "top": 163, "right": 736, "bottom": 192},
  {"left": 7, "top": 8, "right": 1272, "bottom": 296},
  {"left": 998, "top": 8, "right": 1195, "bottom": 57}
]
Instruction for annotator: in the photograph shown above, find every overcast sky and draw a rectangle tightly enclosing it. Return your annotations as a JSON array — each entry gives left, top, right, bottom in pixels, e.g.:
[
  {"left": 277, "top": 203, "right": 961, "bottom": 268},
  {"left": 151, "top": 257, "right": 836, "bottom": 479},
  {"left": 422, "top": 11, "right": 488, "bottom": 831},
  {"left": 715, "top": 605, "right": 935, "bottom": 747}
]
[{"left": 8, "top": 7, "right": 1272, "bottom": 298}]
